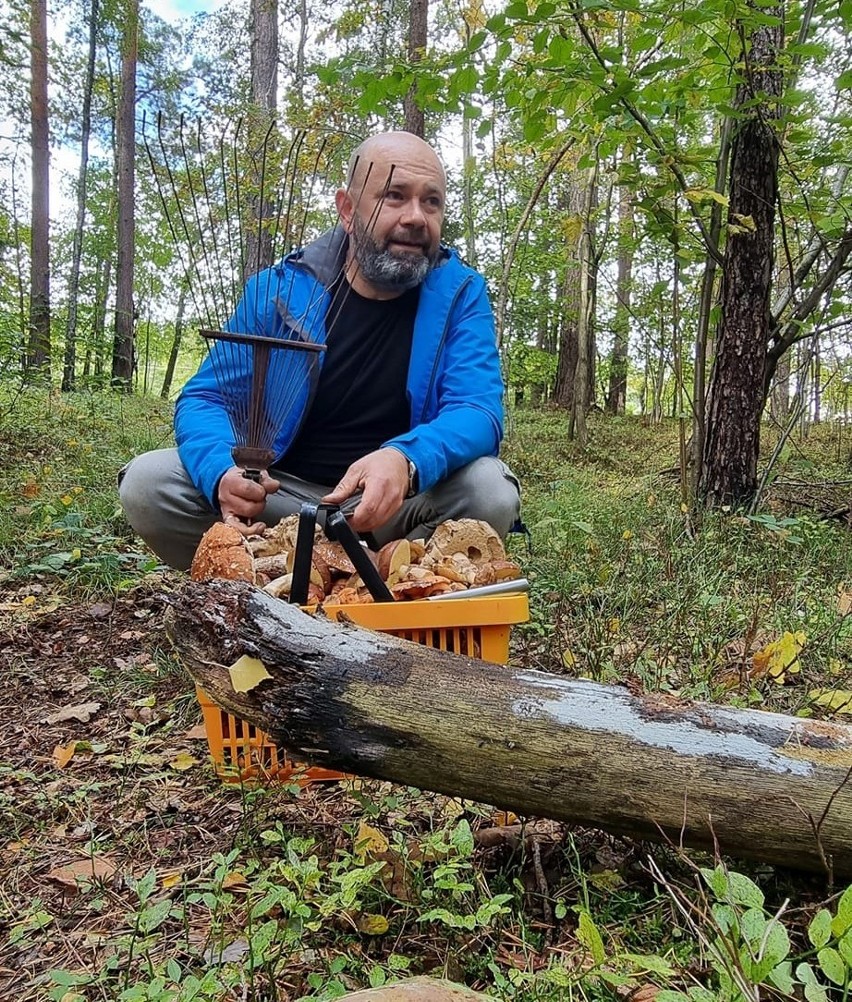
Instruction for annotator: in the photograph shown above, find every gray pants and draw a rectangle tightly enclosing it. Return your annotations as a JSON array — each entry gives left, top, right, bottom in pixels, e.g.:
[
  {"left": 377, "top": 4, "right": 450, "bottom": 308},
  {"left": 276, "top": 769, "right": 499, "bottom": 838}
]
[{"left": 119, "top": 449, "right": 521, "bottom": 571}]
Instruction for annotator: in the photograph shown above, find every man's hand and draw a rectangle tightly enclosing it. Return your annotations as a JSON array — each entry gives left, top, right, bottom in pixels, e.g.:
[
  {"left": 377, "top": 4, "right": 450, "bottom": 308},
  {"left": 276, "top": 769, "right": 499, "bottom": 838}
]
[
  {"left": 217, "top": 466, "right": 280, "bottom": 535},
  {"left": 322, "top": 448, "right": 409, "bottom": 533}
]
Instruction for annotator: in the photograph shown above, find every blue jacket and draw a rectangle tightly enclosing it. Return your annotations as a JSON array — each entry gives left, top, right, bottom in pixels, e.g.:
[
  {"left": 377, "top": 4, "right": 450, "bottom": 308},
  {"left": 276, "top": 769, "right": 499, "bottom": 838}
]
[{"left": 174, "top": 227, "right": 505, "bottom": 506}]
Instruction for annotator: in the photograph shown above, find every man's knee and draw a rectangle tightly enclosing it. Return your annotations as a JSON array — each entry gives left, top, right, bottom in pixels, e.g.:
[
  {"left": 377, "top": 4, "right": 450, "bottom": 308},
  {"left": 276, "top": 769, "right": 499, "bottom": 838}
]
[{"left": 435, "top": 457, "right": 521, "bottom": 538}]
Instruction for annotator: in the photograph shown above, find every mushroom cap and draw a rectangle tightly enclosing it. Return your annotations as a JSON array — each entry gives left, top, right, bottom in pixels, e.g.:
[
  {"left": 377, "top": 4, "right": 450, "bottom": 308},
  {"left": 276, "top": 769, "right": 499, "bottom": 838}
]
[
  {"left": 190, "top": 522, "right": 254, "bottom": 582},
  {"left": 425, "top": 519, "right": 505, "bottom": 566}
]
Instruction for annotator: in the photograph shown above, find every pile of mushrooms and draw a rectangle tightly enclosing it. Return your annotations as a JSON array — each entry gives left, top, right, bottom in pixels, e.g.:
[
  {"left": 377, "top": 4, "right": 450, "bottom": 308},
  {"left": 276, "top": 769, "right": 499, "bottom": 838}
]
[{"left": 190, "top": 517, "right": 522, "bottom": 604}]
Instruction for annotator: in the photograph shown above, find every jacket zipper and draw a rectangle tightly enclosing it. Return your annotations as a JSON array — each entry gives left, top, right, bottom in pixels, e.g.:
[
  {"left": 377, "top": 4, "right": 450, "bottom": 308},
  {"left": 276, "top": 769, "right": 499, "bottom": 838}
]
[{"left": 417, "top": 276, "right": 471, "bottom": 425}]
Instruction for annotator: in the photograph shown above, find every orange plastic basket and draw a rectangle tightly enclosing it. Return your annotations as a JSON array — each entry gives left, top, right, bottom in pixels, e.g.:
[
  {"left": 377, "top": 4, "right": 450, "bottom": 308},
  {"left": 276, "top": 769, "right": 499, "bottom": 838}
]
[{"left": 198, "top": 593, "right": 529, "bottom": 785}]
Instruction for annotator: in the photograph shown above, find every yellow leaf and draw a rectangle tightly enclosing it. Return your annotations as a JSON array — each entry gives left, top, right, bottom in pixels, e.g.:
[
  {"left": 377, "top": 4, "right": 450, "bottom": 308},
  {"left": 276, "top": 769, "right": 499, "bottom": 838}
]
[
  {"left": 732, "top": 212, "right": 756, "bottom": 231},
  {"left": 562, "top": 649, "right": 577, "bottom": 668},
  {"left": 647, "top": 493, "right": 657, "bottom": 507},
  {"left": 169, "top": 752, "right": 198, "bottom": 772},
  {"left": 161, "top": 872, "right": 183, "bottom": 889},
  {"left": 71, "top": 548, "right": 81, "bottom": 561},
  {"left": 622, "top": 530, "right": 634, "bottom": 541},
  {"left": 222, "top": 870, "right": 248, "bottom": 889},
  {"left": 752, "top": 631, "right": 806, "bottom": 684},
  {"left": 357, "top": 913, "right": 389, "bottom": 935},
  {"left": 61, "top": 495, "right": 73, "bottom": 506},
  {"left": 22, "top": 595, "right": 37, "bottom": 607},
  {"left": 228, "top": 655, "right": 271, "bottom": 693},
  {"left": 685, "top": 187, "right": 729, "bottom": 207},
  {"left": 53, "top": 742, "right": 77, "bottom": 769},
  {"left": 809, "top": 690, "right": 852, "bottom": 714},
  {"left": 355, "top": 821, "right": 389, "bottom": 857},
  {"left": 608, "top": 618, "right": 620, "bottom": 634}
]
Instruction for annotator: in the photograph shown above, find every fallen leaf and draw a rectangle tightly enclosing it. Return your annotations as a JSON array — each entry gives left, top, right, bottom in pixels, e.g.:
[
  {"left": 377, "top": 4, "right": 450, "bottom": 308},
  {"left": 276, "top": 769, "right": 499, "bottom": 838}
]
[
  {"left": 184, "top": 724, "right": 208, "bottom": 740},
  {"left": 48, "top": 856, "right": 116, "bottom": 890},
  {"left": 169, "top": 752, "right": 198, "bottom": 772},
  {"left": 628, "top": 987, "right": 661, "bottom": 1002},
  {"left": 491, "top": 809, "right": 519, "bottom": 826},
  {"left": 228, "top": 655, "right": 271, "bottom": 693},
  {"left": 204, "top": 939, "right": 249, "bottom": 965},
  {"left": 53, "top": 742, "right": 77, "bottom": 769},
  {"left": 87, "top": 602, "right": 113, "bottom": 619},
  {"left": 838, "top": 587, "right": 852, "bottom": 618},
  {"left": 355, "top": 821, "right": 389, "bottom": 857},
  {"left": 22, "top": 481, "right": 41, "bottom": 498},
  {"left": 752, "top": 631, "right": 805, "bottom": 685},
  {"left": 222, "top": 871, "right": 248, "bottom": 889},
  {"left": 357, "top": 913, "right": 389, "bottom": 935},
  {"left": 161, "top": 872, "right": 183, "bottom": 889},
  {"left": 810, "top": 690, "right": 852, "bottom": 714},
  {"left": 41, "top": 702, "right": 101, "bottom": 725}
]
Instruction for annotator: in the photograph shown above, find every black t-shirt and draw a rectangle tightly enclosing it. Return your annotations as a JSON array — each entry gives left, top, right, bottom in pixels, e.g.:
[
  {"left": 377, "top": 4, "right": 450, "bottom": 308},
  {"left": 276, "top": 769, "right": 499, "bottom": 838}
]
[{"left": 279, "top": 279, "right": 418, "bottom": 485}]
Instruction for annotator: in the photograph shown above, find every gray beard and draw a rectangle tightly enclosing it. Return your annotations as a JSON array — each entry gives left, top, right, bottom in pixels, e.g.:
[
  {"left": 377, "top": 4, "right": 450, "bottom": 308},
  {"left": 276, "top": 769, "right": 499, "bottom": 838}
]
[{"left": 351, "top": 217, "right": 436, "bottom": 292}]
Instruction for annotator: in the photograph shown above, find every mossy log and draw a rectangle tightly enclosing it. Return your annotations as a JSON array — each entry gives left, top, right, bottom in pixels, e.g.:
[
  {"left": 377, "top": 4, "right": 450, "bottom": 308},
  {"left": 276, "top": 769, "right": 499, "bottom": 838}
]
[{"left": 167, "top": 579, "right": 852, "bottom": 877}]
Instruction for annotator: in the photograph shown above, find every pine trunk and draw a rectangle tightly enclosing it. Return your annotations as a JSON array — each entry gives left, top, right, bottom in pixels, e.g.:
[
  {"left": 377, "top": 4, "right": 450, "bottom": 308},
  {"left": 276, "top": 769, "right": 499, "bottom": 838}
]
[
  {"left": 28, "top": 0, "right": 50, "bottom": 375},
  {"left": 110, "top": 0, "right": 138, "bottom": 389},
  {"left": 699, "top": 11, "right": 783, "bottom": 506}
]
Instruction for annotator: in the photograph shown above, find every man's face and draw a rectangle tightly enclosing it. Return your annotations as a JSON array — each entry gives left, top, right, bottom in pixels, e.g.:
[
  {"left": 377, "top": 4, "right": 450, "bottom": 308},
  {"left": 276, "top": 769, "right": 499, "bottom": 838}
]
[{"left": 341, "top": 142, "right": 446, "bottom": 297}]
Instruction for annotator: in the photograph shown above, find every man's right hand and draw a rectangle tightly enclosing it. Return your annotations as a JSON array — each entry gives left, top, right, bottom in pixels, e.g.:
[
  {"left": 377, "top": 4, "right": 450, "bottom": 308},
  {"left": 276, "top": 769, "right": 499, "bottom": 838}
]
[{"left": 217, "top": 466, "right": 280, "bottom": 535}]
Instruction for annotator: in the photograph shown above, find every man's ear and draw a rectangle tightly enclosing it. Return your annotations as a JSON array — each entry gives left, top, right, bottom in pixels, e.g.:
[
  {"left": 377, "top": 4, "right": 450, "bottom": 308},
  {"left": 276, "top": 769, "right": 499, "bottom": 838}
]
[{"left": 335, "top": 188, "right": 354, "bottom": 233}]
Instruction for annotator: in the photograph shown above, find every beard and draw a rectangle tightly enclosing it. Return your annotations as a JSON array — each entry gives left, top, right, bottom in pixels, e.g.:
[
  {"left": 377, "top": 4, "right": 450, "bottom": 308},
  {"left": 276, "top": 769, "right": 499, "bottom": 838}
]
[{"left": 350, "top": 213, "right": 437, "bottom": 293}]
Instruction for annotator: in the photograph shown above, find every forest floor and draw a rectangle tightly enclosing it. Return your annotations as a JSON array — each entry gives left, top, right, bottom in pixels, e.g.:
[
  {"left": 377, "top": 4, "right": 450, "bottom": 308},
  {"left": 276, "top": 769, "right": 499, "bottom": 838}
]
[{"left": 1, "top": 388, "right": 851, "bottom": 1002}]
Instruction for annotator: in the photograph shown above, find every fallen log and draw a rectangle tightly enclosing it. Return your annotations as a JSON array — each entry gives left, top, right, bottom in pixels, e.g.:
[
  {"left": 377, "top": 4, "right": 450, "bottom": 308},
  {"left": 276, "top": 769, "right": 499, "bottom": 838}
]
[{"left": 166, "top": 579, "right": 852, "bottom": 878}]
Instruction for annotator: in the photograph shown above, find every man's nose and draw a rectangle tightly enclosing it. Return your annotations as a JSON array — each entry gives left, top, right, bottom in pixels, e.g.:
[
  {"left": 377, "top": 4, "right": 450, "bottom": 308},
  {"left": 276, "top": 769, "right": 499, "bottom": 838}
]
[{"left": 400, "top": 198, "right": 427, "bottom": 227}]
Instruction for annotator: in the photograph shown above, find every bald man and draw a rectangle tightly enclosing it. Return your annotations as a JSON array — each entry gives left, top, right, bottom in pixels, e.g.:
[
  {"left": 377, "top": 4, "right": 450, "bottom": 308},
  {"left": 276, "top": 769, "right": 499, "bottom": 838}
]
[{"left": 120, "top": 132, "right": 521, "bottom": 571}]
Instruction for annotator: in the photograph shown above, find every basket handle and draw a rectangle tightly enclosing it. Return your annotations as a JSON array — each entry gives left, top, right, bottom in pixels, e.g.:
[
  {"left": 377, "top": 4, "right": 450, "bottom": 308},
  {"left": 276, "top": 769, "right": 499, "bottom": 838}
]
[{"left": 289, "top": 502, "right": 393, "bottom": 605}]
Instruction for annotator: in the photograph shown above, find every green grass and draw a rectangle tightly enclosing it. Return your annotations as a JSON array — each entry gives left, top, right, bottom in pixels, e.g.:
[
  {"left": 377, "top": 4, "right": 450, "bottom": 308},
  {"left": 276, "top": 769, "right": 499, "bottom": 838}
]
[{"left": 1, "top": 385, "right": 852, "bottom": 1001}]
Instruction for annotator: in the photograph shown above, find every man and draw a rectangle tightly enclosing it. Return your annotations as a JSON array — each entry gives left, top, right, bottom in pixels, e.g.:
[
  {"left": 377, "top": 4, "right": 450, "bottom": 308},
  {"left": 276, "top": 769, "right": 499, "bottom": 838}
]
[{"left": 120, "top": 131, "right": 520, "bottom": 570}]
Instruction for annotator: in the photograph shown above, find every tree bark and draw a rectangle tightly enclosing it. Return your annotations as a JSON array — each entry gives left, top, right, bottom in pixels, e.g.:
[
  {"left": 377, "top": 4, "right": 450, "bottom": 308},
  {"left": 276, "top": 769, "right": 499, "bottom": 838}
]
[
  {"left": 28, "top": 0, "right": 50, "bottom": 376},
  {"left": 63, "top": 0, "right": 99, "bottom": 393},
  {"left": 244, "top": 0, "right": 278, "bottom": 280},
  {"left": 699, "top": 9, "right": 783, "bottom": 507},
  {"left": 605, "top": 158, "right": 633, "bottom": 415},
  {"left": 110, "top": 0, "right": 138, "bottom": 389},
  {"left": 168, "top": 579, "right": 852, "bottom": 878},
  {"left": 403, "top": 0, "right": 428, "bottom": 138}
]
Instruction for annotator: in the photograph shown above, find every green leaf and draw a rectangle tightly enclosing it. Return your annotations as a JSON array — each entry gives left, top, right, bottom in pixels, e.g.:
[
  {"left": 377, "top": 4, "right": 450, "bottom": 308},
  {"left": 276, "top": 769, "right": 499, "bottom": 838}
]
[
  {"left": 577, "top": 910, "right": 606, "bottom": 965},
  {"left": 833, "top": 885, "right": 852, "bottom": 936},
  {"left": 621, "top": 953, "right": 677, "bottom": 976},
  {"left": 839, "top": 932, "right": 852, "bottom": 968},
  {"left": 767, "top": 961, "right": 795, "bottom": 994},
  {"left": 817, "top": 947, "right": 847, "bottom": 986},
  {"left": 836, "top": 69, "right": 852, "bottom": 91},
  {"left": 809, "top": 909, "right": 833, "bottom": 948}
]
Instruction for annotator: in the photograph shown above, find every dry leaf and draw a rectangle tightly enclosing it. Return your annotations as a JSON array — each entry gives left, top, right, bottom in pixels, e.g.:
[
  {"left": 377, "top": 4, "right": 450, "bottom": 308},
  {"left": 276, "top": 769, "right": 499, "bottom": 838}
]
[
  {"left": 356, "top": 913, "right": 389, "bottom": 935},
  {"left": 228, "top": 655, "right": 271, "bottom": 693},
  {"left": 752, "top": 631, "right": 805, "bottom": 684},
  {"left": 161, "top": 872, "right": 183, "bottom": 889},
  {"left": 354, "top": 821, "right": 389, "bottom": 857},
  {"left": 42, "top": 702, "right": 101, "bottom": 725},
  {"left": 53, "top": 742, "right": 77, "bottom": 770},
  {"left": 222, "top": 871, "right": 248, "bottom": 889},
  {"left": 48, "top": 856, "right": 116, "bottom": 890},
  {"left": 184, "top": 724, "right": 208, "bottom": 740},
  {"left": 169, "top": 752, "right": 198, "bottom": 772},
  {"left": 809, "top": 689, "right": 852, "bottom": 714},
  {"left": 838, "top": 587, "right": 852, "bottom": 617}
]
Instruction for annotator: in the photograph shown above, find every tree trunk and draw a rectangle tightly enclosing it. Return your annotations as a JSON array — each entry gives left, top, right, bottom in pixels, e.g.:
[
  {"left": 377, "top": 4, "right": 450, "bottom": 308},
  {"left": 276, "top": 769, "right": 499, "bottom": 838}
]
[
  {"left": 568, "top": 165, "right": 597, "bottom": 445},
  {"left": 244, "top": 0, "right": 278, "bottom": 280},
  {"left": 691, "top": 116, "right": 732, "bottom": 491},
  {"left": 28, "top": 0, "right": 50, "bottom": 376},
  {"left": 160, "top": 281, "right": 187, "bottom": 399},
  {"left": 168, "top": 579, "right": 852, "bottom": 879},
  {"left": 699, "top": 9, "right": 783, "bottom": 507},
  {"left": 403, "top": 0, "right": 428, "bottom": 137},
  {"left": 605, "top": 159, "right": 633, "bottom": 415},
  {"left": 63, "top": 0, "right": 99, "bottom": 393},
  {"left": 110, "top": 0, "right": 139, "bottom": 390}
]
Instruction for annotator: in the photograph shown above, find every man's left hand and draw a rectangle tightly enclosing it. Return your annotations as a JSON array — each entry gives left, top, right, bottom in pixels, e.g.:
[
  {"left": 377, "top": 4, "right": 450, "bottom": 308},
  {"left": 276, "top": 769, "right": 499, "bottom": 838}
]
[{"left": 322, "top": 448, "right": 410, "bottom": 532}]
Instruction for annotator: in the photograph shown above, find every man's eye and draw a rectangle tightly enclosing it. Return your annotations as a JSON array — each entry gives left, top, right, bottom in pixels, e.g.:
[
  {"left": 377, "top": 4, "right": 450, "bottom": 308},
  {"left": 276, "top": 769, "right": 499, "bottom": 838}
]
[{"left": 384, "top": 190, "right": 403, "bottom": 201}]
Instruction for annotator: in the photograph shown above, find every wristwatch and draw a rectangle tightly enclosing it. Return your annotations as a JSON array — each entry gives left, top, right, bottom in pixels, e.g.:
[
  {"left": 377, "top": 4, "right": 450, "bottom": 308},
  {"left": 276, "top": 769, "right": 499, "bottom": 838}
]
[{"left": 406, "top": 459, "right": 418, "bottom": 498}]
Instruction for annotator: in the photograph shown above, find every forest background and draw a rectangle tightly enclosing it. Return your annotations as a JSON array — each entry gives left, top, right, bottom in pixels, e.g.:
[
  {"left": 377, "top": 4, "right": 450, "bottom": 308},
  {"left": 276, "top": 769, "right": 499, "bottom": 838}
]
[{"left": 1, "top": 0, "right": 852, "bottom": 999}]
